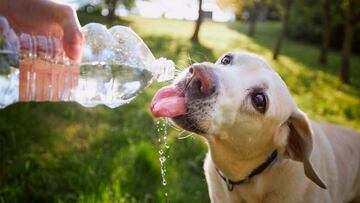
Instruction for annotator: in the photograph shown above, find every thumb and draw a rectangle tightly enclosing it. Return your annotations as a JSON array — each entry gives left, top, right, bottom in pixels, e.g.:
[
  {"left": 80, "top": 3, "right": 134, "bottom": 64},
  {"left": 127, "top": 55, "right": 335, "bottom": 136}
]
[{"left": 61, "top": 9, "right": 83, "bottom": 62}]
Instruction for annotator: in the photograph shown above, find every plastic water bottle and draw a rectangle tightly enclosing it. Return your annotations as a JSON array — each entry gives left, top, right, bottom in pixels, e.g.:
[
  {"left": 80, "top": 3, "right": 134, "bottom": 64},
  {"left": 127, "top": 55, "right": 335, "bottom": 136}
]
[{"left": 0, "top": 16, "right": 174, "bottom": 108}]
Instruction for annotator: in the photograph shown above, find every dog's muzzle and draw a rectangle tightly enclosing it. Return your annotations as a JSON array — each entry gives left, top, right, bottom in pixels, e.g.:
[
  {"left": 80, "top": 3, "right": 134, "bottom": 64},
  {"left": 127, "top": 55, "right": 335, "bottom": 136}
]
[
  {"left": 150, "top": 64, "right": 217, "bottom": 118},
  {"left": 185, "top": 64, "right": 217, "bottom": 99}
]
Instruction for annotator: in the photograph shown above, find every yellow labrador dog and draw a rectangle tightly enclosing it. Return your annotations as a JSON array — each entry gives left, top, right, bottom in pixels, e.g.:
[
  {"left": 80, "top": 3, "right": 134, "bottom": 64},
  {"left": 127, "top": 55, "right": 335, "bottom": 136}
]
[{"left": 150, "top": 52, "right": 360, "bottom": 203}]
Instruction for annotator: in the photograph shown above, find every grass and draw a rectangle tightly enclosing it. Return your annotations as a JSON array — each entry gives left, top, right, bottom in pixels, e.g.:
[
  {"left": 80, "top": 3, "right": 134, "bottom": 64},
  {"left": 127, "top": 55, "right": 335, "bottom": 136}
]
[{"left": 0, "top": 15, "right": 359, "bottom": 203}]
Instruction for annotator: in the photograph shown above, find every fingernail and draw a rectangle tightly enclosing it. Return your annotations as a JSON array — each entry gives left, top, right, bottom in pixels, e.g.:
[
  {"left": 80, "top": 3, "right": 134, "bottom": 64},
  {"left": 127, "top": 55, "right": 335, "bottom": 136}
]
[{"left": 67, "top": 44, "right": 82, "bottom": 61}]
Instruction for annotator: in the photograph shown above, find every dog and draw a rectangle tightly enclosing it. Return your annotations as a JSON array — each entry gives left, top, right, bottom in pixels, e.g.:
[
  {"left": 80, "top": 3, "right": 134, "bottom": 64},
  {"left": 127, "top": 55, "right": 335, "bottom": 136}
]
[{"left": 150, "top": 52, "right": 360, "bottom": 203}]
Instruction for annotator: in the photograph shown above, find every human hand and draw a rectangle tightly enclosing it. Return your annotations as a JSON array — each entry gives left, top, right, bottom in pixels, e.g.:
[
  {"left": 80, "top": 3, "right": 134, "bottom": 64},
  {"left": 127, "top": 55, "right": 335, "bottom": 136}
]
[
  {"left": 0, "top": 0, "right": 83, "bottom": 61},
  {"left": 0, "top": 0, "right": 83, "bottom": 102}
]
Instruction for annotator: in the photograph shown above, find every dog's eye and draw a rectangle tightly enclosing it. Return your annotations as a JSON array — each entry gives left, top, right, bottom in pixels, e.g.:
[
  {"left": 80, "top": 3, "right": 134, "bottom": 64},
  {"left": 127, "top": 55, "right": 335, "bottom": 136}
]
[
  {"left": 220, "top": 55, "right": 232, "bottom": 65},
  {"left": 251, "top": 92, "right": 267, "bottom": 113}
]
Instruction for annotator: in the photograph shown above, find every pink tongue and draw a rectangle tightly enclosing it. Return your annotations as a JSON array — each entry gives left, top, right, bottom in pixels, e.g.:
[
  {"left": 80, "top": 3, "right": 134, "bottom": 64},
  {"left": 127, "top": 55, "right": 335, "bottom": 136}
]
[{"left": 150, "top": 86, "right": 186, "bottom": 118}]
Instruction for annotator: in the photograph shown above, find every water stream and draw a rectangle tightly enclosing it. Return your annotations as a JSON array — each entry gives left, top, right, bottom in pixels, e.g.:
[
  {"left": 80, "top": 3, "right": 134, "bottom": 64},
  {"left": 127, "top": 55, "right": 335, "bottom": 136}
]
[{"left": 156, "top": 119, "right": 170, "bottom": 199}]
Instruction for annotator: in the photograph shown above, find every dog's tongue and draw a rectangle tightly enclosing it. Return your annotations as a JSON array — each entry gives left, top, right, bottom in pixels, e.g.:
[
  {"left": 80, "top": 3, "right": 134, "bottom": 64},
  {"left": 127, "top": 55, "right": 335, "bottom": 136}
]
[{"left": 150, "top": 86, "right": 186, "bottom": 118}]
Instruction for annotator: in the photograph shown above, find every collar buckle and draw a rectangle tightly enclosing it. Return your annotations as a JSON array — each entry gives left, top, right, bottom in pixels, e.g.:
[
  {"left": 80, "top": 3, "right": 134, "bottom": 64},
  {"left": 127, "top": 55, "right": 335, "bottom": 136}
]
[{"left": 225, "top": 178, "right": 234, "bottom": 191}]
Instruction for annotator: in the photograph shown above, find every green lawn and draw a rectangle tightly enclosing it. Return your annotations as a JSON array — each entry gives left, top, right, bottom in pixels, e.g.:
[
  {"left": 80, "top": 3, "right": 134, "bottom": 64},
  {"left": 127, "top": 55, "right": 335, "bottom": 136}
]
[{"left": 0, "top": 16, "right": 359, "bottom": 203}]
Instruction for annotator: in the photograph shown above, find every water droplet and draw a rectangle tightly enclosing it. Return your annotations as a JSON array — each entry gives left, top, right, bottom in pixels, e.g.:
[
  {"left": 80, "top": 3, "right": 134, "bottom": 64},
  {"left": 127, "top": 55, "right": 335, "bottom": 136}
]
[
  {"left": 159, "top": 156, "right": 166, "bottom": 163},
  {"left": 155, "top": 119, "right": 171, "bottom": 198}
]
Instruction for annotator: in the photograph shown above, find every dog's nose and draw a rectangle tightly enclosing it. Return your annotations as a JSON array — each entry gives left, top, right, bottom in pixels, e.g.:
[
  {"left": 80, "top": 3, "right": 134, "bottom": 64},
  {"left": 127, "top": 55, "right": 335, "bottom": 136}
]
[{"left": 187, "top": 65, "right": 215, "bottom": 97}]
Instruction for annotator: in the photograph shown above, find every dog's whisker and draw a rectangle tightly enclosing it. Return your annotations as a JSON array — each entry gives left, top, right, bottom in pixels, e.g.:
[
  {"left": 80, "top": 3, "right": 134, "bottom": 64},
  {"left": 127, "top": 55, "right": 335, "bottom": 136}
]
[
  {"left": 188, "top": 56, "right": 200, "bottom": 64},
  {"left": 175, "top": 130, "right": 186, "bottom": 138},
  {"left": 175, "top": 66, "right": 187, "bottom": 72},
  {"left": 166, "top": 118, "right": 186, "bottom": 132},
  {"left": 167, "top": 120, "right": 182, "bottom": 131},
  {"left": 177, "top": 132, "right": 194, "bottom": 140}
]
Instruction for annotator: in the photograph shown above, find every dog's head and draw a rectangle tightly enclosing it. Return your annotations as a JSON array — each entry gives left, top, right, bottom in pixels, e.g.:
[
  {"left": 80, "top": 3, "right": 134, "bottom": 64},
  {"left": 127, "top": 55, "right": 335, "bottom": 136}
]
[{"left": 151, "top": 52, "right": 326, "bottom": 189}]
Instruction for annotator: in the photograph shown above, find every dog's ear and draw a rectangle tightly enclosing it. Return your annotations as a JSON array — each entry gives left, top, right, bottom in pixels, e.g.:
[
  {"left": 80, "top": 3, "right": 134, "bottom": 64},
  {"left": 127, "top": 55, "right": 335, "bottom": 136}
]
[{"left": 286, "top": 109, "right": 327, "bottom": 189}]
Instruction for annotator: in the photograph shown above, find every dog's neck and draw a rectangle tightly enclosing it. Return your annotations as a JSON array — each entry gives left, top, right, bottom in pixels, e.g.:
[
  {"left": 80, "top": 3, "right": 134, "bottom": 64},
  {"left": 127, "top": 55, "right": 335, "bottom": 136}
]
[{"left": 206, "top": 133, "right": 277, "bottom": 181}]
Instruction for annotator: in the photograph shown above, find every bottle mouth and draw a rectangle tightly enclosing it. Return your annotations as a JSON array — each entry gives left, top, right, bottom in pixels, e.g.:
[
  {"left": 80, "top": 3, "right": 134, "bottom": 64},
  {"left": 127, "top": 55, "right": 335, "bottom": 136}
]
[{"left": 149, "top": 58, "right": 175, "bottom": 82}]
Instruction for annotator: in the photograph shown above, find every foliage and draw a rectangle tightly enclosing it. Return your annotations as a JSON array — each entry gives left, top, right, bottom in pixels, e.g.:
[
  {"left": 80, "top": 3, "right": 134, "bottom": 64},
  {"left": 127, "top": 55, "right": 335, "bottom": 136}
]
[
  {"left": 80, "top": 0, "right": 135, "bottom": 22},
  {"left": 103, "top": 0, "right": 135, "bottom": 11},
  {"left": 0, "top": 16, "right": 359, "bottom": 203},
  {"left": 216, "top": 0, "right": 271, "bottom": 20},
  {"left": 216, "top": 0, "right": 246, "bottom": 14},
  {"left": 287, "top": 0, "right": 360, "bottom": 53},
  {"left": 76, "top": 11, "right": 131, "bottom": 27}
]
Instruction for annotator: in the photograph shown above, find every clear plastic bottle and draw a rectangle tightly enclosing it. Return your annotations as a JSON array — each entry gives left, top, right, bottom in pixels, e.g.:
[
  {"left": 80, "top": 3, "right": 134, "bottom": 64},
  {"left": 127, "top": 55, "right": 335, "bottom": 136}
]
[{"left": 0, "top": 16, "right": 174, "bottom": 108}]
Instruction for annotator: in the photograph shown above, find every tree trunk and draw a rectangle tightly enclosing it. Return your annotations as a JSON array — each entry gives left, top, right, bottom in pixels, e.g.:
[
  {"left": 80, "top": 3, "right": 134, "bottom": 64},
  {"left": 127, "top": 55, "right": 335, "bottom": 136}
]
[
  {"left": 340, "top": 0, "right": 354, "bottom": 84},
  {"left": 273, "top": 0, "right": 293, "bottom": 60},
  {"left": 248, "top": 16, "right": 256, "bottom": 36},
  {"left": 107, "top": 8, "right": 116, "bottom": 22},
  {"left": 319, "top": 0, "right": 331, "bottom": 64},
  {"left": 191, "top": 0, "right": 204, "bottom": 43},
  {"left": 106, "top": 0, "right": 117, "bottom": 23},
  {"left": 247, "top": 6, "right": 258, "bottom": 36}
]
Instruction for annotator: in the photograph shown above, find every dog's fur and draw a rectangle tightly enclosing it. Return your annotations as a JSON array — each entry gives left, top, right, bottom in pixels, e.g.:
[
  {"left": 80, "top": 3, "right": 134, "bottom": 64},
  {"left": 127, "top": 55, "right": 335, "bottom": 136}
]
[{"left": 171, "top": 52, "right": 360, "bottom": 203}]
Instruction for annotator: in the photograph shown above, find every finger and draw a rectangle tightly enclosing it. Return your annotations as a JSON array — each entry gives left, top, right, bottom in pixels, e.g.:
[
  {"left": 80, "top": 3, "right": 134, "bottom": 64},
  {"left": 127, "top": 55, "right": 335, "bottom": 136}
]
[
  {"left": 60, "top": 6, "right": 84, "bottom": 62},
  {"left": 63, "top": 24, "right": 83, "bottom": 62}
]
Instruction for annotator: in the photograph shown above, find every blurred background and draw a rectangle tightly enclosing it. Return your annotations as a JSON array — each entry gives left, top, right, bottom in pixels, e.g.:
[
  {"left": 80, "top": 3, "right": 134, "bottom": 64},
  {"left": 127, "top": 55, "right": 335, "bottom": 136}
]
[{"left": 0, "top": 0, "right": 359, "bottom": 202}]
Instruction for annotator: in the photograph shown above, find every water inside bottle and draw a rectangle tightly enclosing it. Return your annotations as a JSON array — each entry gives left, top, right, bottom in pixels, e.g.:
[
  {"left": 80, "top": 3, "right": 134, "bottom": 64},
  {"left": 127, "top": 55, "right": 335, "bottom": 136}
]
[
  {"left": 74, "top": 62, "right": 153, "bottom": 108},
  {"left": 0, "top": 49, "right": 154, "bottom": 108}
]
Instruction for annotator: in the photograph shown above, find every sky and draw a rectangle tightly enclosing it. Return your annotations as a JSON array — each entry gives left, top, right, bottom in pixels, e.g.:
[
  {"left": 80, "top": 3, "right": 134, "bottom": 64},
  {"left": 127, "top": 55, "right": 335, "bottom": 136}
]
[{"left": 56, "top": 0, "right": 236, "bottom": 22}]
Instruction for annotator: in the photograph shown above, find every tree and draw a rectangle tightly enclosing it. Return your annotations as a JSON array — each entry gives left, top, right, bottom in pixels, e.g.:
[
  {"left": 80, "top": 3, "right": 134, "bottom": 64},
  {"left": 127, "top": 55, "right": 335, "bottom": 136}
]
[
  {"left": 246, "top": 1, "right": 266, "bottom": 36},
  {"left": 104, "top": 0, "right": 134, "bottom": 22},
  {"left": 217, "top": 0, "right": 269, "bottom": 37},
  {"left": 340, "top": 0, "right": 360, "bottom": 83},
  {"left": 216, "top": 0, "right": 246, "bottom": 16},
  {"left": 319, "top": 0, "right": 332, "bottom": 64},
  {"left": 273, "top": 0, "right": 294, "bottom": 60},
  {"left": 191, "top": 0, "right": 204, "bottom": 43}
]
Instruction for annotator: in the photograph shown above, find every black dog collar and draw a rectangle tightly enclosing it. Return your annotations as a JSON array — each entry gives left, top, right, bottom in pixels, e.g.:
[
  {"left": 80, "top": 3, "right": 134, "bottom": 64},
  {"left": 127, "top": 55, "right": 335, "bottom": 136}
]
[{"left": 216, "top": 150, "right": 278, "bottom": 191}]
